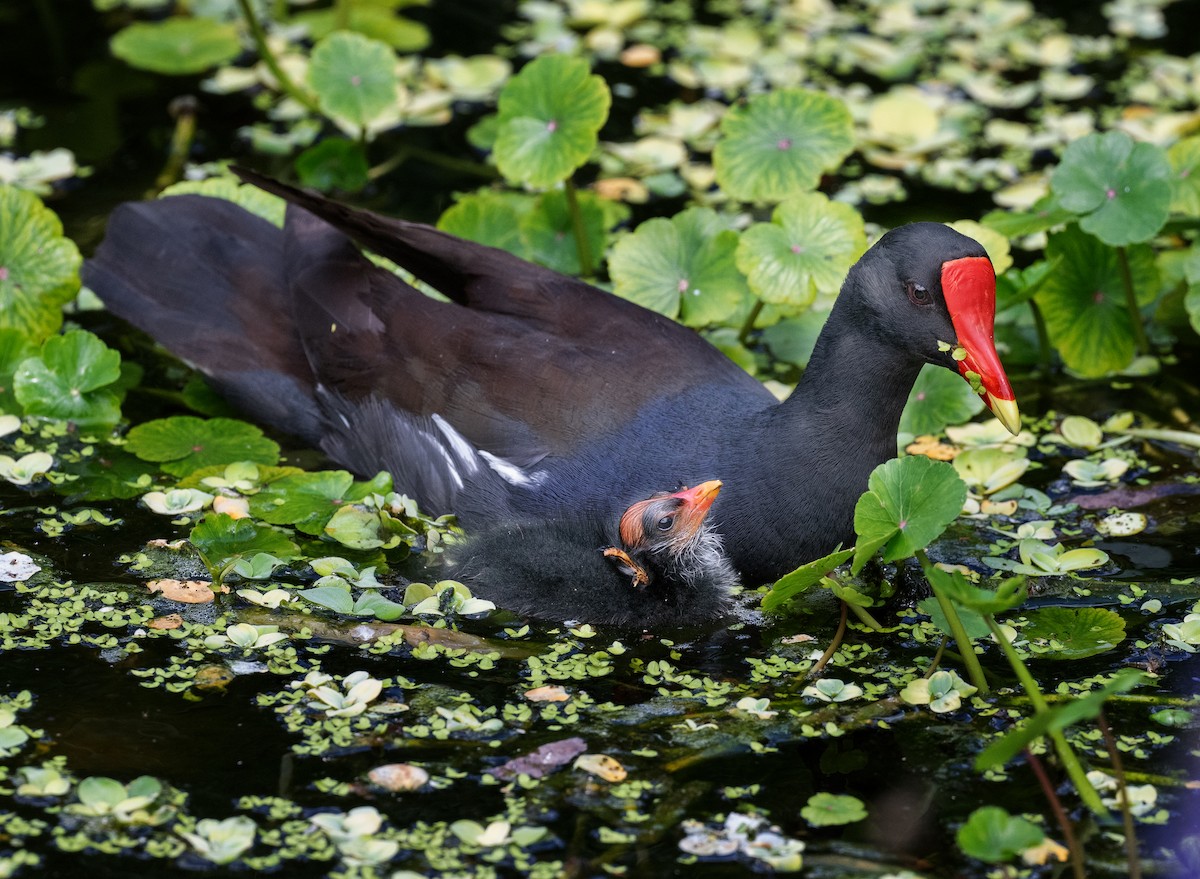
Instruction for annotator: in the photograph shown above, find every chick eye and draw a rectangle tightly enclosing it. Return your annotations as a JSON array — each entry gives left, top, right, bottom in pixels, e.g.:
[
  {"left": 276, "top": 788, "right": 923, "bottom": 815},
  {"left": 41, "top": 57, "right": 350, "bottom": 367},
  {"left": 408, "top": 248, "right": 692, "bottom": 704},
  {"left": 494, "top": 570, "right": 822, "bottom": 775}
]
[
  {"left": 906, "top": 281, "right": 932, "bottom": 306},
  {"left": 656, "top": 515, "right": 675, "bottom": 531}
]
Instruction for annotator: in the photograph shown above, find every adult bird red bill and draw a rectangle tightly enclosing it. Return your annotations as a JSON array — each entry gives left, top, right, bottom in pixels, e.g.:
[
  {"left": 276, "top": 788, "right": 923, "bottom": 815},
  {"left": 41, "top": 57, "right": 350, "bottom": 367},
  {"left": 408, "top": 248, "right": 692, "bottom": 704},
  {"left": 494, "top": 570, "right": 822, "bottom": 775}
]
[{"left": 84, "top": 169, "right": 1019, "bottom": 585}]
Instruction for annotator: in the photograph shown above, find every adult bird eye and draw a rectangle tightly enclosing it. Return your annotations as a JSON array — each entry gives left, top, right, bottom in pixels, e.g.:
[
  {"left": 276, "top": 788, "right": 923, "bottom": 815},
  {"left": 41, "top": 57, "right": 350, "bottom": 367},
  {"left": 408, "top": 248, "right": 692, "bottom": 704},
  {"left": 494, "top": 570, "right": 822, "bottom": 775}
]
[
  {"left": 906, "top": 281, "right": 932, "bottom": 306},
  {"left": 657, "top": 515, "right": 675, "bottom": 531}
]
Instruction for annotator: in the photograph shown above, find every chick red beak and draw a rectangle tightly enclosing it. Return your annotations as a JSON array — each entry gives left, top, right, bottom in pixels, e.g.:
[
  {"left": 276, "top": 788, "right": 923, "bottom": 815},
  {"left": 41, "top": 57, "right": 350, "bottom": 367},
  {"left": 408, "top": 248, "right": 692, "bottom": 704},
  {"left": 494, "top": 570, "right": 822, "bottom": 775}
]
[
  {"left": 941, "top": 256, "right": 1020, "bottom": 435},
  {"left": 671, "top": 479, "right": 722, "bottom": 539}
]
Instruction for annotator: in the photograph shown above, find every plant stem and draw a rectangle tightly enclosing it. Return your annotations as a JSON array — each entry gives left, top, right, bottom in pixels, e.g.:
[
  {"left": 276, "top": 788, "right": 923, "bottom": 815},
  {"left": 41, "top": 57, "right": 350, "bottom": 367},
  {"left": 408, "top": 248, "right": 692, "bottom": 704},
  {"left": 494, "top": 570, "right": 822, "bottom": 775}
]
[
  {"left": 563, "top": 179, "right": 594, "bottom": 277},
  {"left": 1098, "top": 709, "right": 1142, "bottom": 879},
  {"left": 153, "top": 96, "right": 198, "bottom": 193},
  {"left": 984, "top": 615, "right": 1108, "bottom": 817},
  {"left": 917, "top": 550, "right": 989, "bottom": 694},
  {"left": 737, "top": 299, "right": 765, "bottom": 348},
  {"left": 809, "top": 601, "right": 848, "bottom": 678},
  {"left": 844, "top": 601, "right": 884, "bottom": 631},
  {"left": 236, "top": 0, "right": 322, "bottom": 115},
  {"left": 1027, "top": 299, "right": 1053, "bottom": 378},
  {"left": 1117, "top": 246, "right": 1151, "bottom": 355},
  {"left": 1026, "top": 748, "right": 1086, "bottom": 879},
  {"left": 921, "top": 638, "right": 947, "bottom": 677},
  {"left": 371, "top": 145, "right": 497, "bottom": 182}
]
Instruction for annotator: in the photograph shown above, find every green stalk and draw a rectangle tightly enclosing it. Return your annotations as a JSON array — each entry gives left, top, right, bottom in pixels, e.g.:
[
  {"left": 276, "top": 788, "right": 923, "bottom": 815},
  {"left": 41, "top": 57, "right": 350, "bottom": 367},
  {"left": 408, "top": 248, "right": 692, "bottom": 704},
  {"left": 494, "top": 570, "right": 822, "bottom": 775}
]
[
  {"left": 737, "top": 299, "right": 765, "bottom": 348},
  {"left": 1098, "top": 710, "right": 1142, "bottom": 879},
  {"left": 1117, "top": 246, "right": 1151, "bottom": 355},
  {"left": 236, "top": 0, "right": 321, "bottom": 114},
  {"left": 1027, "top": 299, "right": 1053, "bottom": 377},
  {"left": 153, "top": 97, "right": 198, "bottom": 192},
  {"left": 370, "top": 145, "right": 497, "bottom": 182},
  {"left": 984, "top": 616, "right": 1108, "bottom": 816},
  {"left": 921, "top": 637, "right": 947, "bottom": 678},
  {"left": 1025, "top": 748, "right": 1086, "bottom": 879},
  {"left": 844, "top": 601, "right": 884, "bottom": 631},
  {"left": 563, "top": 179, "right": 594, "bottom": 277},
  {"left": 917, "top": 550, "right": 989, "bottom": 694},
  {"left": 335, "top": 0, "right": 351, "bottom": 31},
  {"left": 808, "top": 601, "right": 848, "bottom": 678}
]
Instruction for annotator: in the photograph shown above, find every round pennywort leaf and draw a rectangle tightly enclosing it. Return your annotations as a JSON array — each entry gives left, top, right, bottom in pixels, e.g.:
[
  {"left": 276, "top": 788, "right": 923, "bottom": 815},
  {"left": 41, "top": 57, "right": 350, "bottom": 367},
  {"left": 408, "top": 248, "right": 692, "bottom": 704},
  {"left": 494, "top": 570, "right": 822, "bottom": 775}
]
[
  {"left": 309, "top": 32, "right": 400, "bottom": 134},
  {"left": 736, "top": 191, "right": 866, "bottom": 307},
  {"left": 13, "top": 330, "right": 122, "bottom": 427},
  {"left": 1050, "top": 131, "right": 1171, "bottom": 246},
  {"left": 956, "top": 806, "right": 1044, "bottom": 864},
  {"left": 609, "top": 207, "right": 748, "bottom": 326},
  {"left": 713, "top": 89, "right": 854, "bottom": 203},
  {"left": 125, "top": 416, "right": 280, "bottom": 477},
  {"left": 493, "top": 55, "right": 611, "bottom": 188},
  {"left": 801, "top": 793, "right": 867, "bottom": 827},
  {"left": 1021, "top": 606, "right": 1126, "bottom": 659},
  {"left": 110, "top": 19, "right": 241, "bottom": 75},
  {"left": 1034, "top": 225, "right": 1158, "bottom": 377},
  {"left": 853, "top": 455, "right": 967, "bottom": 563},
  {"left": 900, "top": 364, "right": 985, "bottom": 437},
  {"left": 0, "top": 187, "right": 81, "bottom": 342}
]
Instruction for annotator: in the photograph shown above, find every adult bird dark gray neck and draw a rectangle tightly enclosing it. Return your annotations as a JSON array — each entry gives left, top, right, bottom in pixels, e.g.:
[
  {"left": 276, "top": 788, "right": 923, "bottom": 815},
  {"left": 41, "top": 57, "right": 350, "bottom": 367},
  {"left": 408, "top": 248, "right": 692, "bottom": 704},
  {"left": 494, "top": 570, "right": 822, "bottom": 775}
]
[{"left": 715, "top": 223, "right": 1018, "bottom": 584}]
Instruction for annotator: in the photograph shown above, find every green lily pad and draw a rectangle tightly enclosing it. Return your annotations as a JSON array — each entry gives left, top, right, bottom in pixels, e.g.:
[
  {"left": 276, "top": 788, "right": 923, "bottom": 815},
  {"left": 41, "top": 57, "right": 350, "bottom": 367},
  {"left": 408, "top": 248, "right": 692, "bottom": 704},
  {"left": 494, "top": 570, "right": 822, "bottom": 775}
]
[
  {"left": 956, "top": 806, "right": 1044, "bottom": 864},
  {"left": 713, "top": 89, "right": 854, "bottom": 203},
  {"left": 1050, "top": 131, "right": 1171, "bottom": 246},
  {"left": 493, "top": 54, "right": 611, "bottom": 188},
  {"left": 521, "top": 189, "right": 615, "bottom": 275},
  {"left": 13, "top": 330, "right": 123, "bottom": 428},
  {"left": 250, "top": 470, "right": 392, "bottom": 535},
  {"left": 801, "top": 792, "right": 867, "bottom": 827},
  {"left": 1021, "top": 606, "right": 1125, "bottom": 659},
  {"left": 293, "top": 3, "right": 430, "bottom": 52},
  {"left": 1034, "top": 225, "right": 1158, "bottom": 377},
  {"left": 0, "top": 329, "right": 36, "bottom": 412},
  {"left": 437, "top": 191, "right": 531, "bottom": 257},
  {"left": 1167, "top": 136, "right": 1200, "bottom": 215},
  {"left": 125, "top": 416, "right": 280, "bottom": 477},
  {"left": 295, "top": 138, "right": 369, "bottom": 193},
  {"left": 110, "top": 18, "right": 241, "bottom": 75},
  {"left": 309, "top": 32, "right": 400, "bottom": 134},
  {"left": 735, "top": 191, "right": 865, "bottom": 307},
  {"left": 760, "top": 309, "right": 828, "bottom": 367},
  {"left": 0, "top": 187, "right": 81, "bottom": 342},
  {"left": 980, "top": 195, "right": 1075, "bottom": 239},
  {"left": 900, "top": 364, "right": 986, "bottom": 437},
  {"left": 853, "top": 455, "right": 966, "bottom": 566},
  {"left": 609, "top": 207, "right": 748, "bottom": 326},
  {"left": 190, "top": 513, "right": 300, "bottom": 575}
]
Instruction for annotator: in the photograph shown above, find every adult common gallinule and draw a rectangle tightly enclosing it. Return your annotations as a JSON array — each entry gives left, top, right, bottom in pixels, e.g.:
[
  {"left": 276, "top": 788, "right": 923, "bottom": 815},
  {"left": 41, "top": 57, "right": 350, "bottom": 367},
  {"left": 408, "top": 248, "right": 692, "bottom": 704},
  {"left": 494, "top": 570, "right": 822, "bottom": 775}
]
[
  {"left": 84, "top": 171, "right": 1019, "bottom": 584},
  {"left": 452, "top": 480, "right": 737, "bottom": 626}
]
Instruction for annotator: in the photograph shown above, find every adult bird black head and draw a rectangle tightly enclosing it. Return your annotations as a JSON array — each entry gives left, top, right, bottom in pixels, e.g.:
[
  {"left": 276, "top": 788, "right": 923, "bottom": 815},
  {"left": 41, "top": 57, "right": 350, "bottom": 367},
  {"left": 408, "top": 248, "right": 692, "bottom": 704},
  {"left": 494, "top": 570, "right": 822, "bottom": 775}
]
[
  {"left": 83, "top": 170, "right": 1019, "bottom": 587},
  {"left": 453, "top": 480, "right": 738, "bottom": 627}
]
